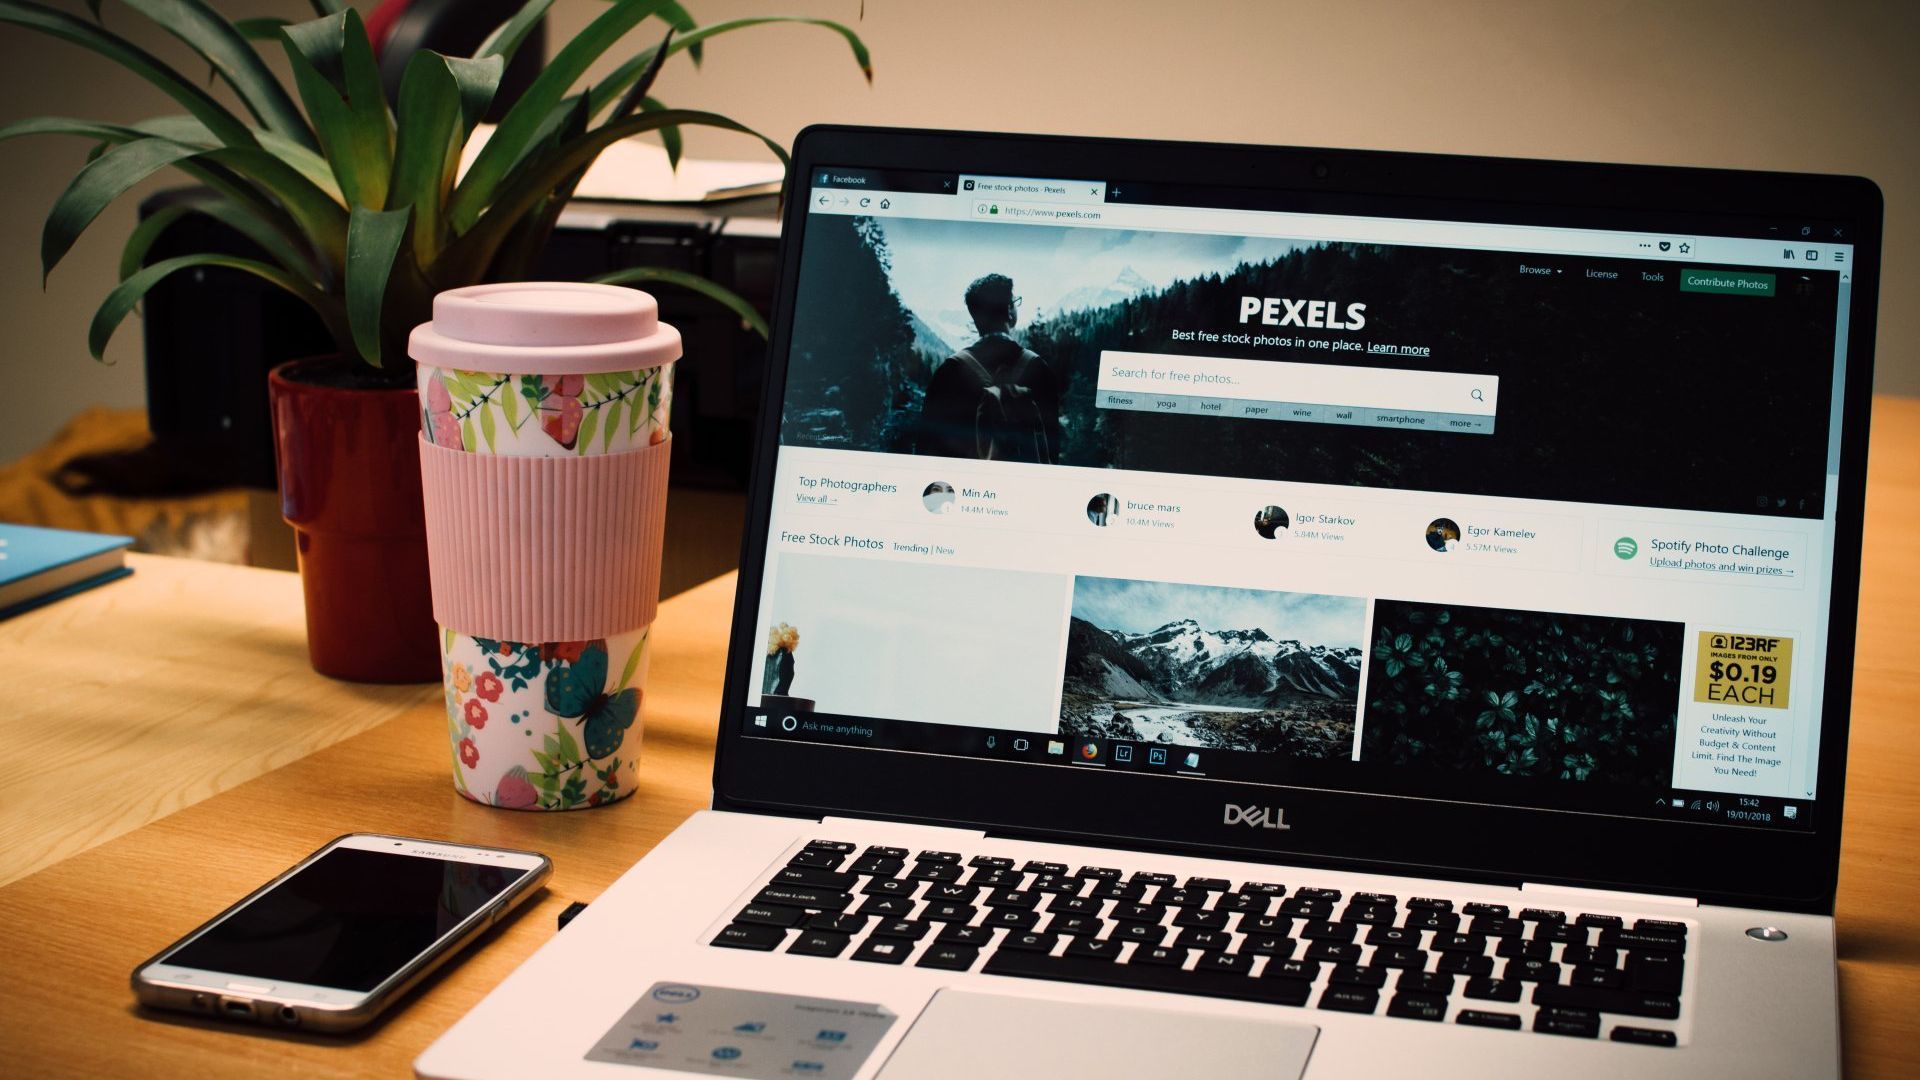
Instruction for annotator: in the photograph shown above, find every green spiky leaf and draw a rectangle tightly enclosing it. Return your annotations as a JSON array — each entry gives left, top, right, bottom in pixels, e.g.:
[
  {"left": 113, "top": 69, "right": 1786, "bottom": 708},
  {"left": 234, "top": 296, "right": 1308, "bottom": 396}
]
[
  {"left": 388, "top": 50, "right": 486, "bottom": 260},
  {"left": 40, "top": 136, "right": 202, "bottom": 282},
  {"left": 233, "top": 15, "right": 289, "bottom": 40},
  {"left": 440, "top": 109, "right": 785, "bottom": 282},
  {"left": 451, "top": 0, "right": 671, "bottom": 232},
  {"left": 641, "top": 96, "right": 681, "bottom": 169},
  {"left": 476, "top": 0, "right": 553, "bottom": 66},
  {"left": 344, "top": 205, "right": 411, "bottom": 366},
  {"left": 280, "top": 9, "right": 392, "bottom": 209},
  {"left": 590, "top": 16, "right": 871, "bottom": 121},
  {"left": 592, "top": 265, "right": 768, "bottom": 337},
  {"left": 117, "top": 193, "right": 316, "bottom": 287},
  {"left": 119, "top": 0, "right": 313, "bottom": 147},
  {"left": 92, "top": 253, "right": 344, "bottom": 360},
  {"left": 0, "top": 0, "right": 256, "bottom": 149}
]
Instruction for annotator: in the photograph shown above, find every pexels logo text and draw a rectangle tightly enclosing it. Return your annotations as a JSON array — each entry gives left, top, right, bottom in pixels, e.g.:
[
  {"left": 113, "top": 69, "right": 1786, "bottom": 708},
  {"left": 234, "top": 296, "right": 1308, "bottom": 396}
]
[
  {"left": 1223, "top": 803, "right": 1292, "bottom": 830},
  {"left": 1238, "top": 297, "right": 1367, "bottom": 331}
]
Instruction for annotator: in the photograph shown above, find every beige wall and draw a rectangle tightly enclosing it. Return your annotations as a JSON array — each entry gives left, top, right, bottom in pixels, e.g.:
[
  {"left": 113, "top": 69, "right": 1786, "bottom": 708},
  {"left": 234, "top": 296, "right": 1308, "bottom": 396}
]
[{"left": 3, "top": 0, "right": 1914, "bottom": 461}]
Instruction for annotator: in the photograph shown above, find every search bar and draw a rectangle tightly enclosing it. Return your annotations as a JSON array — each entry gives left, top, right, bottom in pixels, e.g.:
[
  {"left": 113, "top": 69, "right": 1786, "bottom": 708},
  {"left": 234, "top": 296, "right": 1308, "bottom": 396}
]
[{"left": 1096, "top": 351, "right": 1500, "bottom": 435}]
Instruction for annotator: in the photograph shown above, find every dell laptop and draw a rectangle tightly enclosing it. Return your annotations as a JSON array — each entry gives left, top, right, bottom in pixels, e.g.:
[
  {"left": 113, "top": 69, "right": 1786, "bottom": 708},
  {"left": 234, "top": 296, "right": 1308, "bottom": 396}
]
[{"left": 418, "top": 126, "right": 1879, "bottom": 1079}]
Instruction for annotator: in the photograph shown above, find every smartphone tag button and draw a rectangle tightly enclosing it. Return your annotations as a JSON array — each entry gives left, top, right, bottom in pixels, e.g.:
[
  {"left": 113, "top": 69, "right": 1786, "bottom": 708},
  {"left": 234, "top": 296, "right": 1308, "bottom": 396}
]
[{"left": 224, "top": 980, "right": 274, "bottom": 994}]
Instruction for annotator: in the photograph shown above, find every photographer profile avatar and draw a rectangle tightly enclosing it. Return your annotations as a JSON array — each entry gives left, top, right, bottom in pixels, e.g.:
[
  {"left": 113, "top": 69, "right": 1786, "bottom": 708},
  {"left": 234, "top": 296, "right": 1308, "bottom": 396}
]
[
  {"left": 922, "top": 481, "right": 957, "bottom": 513},
  {"left": 1254, "top": 505, "right": 1290, "bottom": 539},
  {"left": 1425, "top": 517, "right": 1462, "bottom": 553},
  {"left": 1087, "top": 493, "right": 1116, "bottom": 527},
  {"left": 918, "top": 273, "right": 1063, "bottom": 464}
]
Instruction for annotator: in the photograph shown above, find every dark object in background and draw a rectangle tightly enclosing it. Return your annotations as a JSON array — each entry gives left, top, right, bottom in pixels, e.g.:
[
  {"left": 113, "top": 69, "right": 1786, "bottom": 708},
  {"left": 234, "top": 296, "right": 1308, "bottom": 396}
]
[
  {"left": 82, "top": 0, "right": 775, "bottom": 498},
  {"left": 119, "top": 194, "right": 775, "bottom": 495},
  {"left": 368, "top": 0, "right": 544, "bottom": 124},
  {"left": 533, "top": 214, "right": 779, "bottom": 487},
  {"left": 136, "top": 188, "right": 337, "bottom": 492}
]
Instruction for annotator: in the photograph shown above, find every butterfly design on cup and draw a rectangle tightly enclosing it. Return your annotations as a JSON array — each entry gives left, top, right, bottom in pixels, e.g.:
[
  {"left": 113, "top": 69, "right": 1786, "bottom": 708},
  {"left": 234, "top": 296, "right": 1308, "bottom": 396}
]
[
  {"left": 537, "top": 373, "right": 587, "bottom": 449},
  {"left": 544, "top": 639, "right": 638, "bottom": 759},
  {"left": 424, "top": 374, "right": 463, "bottom": 449}
]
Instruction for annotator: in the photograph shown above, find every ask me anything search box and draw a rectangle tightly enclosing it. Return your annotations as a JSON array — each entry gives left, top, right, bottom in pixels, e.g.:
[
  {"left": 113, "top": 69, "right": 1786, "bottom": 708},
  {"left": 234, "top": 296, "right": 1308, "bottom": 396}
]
[{"left": 1095, "top": 351, "right": 1500, "bottom": 435}]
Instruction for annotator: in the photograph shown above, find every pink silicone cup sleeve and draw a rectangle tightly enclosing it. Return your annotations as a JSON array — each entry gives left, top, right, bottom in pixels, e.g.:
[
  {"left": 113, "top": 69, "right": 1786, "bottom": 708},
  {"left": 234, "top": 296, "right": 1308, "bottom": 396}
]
[{"left": 418, "top": 435, "right": 670, "bottom": 642}]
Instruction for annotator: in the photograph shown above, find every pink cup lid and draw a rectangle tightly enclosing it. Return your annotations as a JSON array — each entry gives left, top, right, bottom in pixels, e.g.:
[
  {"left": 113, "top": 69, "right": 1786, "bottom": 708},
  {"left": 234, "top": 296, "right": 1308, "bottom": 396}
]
[{"left": 409, "top": 282, "right": 683, "bottom": 374}]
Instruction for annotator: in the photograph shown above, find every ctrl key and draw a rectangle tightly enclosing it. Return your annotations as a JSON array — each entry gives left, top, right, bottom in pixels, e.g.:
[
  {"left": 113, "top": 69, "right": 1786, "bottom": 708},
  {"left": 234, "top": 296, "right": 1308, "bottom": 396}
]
[{"left": 711, "top": 922, "right": 787, "bottom": 950}]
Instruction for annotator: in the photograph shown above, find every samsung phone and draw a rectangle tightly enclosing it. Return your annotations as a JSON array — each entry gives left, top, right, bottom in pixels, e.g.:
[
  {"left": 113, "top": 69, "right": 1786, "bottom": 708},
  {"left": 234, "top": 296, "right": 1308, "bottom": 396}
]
[{"left": 131, "top": 833, "right": 551, "bottom": 1032}]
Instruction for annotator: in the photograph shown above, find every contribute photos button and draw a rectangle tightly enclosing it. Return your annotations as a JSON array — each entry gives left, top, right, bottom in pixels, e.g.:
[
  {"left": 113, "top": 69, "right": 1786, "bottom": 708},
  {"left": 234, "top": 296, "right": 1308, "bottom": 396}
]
[{"left": 1679, "top": 268, "right": 1776, "bottom": 297}]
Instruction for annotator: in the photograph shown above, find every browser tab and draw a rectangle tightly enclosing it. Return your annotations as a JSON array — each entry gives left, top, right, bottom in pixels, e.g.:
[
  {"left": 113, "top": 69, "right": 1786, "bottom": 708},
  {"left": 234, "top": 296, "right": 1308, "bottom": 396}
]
[
  {"left": 811, "top": 167, "right": 958, "bottom": 194},
  {"left": 958, "top": 175, "right": 1106, "bottom": 204}
]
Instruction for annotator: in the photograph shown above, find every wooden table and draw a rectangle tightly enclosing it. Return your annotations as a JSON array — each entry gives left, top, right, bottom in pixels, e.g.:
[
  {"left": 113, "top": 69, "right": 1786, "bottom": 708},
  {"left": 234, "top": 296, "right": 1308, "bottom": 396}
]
[{"left": 0, "top": 397, "right": 1914, "bottom": 1078}]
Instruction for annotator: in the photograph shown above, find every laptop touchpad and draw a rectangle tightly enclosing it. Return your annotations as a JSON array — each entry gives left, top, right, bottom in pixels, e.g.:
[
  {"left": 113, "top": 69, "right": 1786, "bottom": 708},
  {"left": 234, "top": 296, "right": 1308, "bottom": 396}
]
[{"left": 877, "top": 989, "right": 1318, "bottom": 1079}]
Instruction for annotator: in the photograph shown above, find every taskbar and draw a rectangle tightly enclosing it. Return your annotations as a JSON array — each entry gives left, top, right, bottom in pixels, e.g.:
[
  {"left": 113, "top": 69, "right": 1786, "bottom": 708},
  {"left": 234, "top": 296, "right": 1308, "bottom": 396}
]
[{"left": 740, "top": 698, "right": 1815, "bottom": 832}]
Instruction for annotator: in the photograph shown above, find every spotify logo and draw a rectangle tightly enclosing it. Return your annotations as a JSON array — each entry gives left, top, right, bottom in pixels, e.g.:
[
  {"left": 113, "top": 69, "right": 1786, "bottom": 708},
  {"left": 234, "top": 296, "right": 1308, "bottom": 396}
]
[{"left": 1614, "top": 537, "right": 1639, "bottom": 560}]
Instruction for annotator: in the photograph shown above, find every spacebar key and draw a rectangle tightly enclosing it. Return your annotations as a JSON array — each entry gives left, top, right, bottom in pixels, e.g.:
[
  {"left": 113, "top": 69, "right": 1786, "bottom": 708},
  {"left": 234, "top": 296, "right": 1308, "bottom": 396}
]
[{"left": 983, "top": 949, "right": 1311, "bottom": 1006}]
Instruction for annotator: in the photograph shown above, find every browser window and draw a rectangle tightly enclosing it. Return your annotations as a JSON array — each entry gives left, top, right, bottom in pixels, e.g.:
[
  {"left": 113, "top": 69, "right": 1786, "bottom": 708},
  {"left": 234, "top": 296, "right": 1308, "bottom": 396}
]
[{"left": 745, "top": 165, "right": 1855, "bottom": 833}]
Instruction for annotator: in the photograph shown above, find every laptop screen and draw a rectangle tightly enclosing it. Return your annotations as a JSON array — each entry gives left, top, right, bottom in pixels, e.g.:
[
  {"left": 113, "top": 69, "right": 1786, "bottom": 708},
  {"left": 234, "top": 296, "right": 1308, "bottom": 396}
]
[{"left": 741, "top": 162, "right": 1856, "bottom": 836}]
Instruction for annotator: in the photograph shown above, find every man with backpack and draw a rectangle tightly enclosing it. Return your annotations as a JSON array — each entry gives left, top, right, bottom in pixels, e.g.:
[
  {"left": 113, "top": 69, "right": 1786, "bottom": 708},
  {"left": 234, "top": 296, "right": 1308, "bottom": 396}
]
[{"left": 919, "top": 273, "right": 1063, "bottom": 463}]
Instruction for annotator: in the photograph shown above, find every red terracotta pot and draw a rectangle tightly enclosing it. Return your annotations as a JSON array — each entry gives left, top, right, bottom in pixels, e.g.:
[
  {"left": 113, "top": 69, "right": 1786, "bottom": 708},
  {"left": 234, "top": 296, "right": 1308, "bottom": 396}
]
[{"left": 268, "top": 359, "right": 438, "bottom": 683}]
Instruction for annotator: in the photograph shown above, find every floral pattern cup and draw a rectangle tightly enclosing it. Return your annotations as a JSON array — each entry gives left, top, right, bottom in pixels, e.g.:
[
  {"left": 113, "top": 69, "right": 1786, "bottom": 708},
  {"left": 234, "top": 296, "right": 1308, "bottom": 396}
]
[
  {"left": 414, "top": 282, "right": 679, "bottom": 810},
  {"left": 442, "top": 631, "right": 650, "bottom": 810}
]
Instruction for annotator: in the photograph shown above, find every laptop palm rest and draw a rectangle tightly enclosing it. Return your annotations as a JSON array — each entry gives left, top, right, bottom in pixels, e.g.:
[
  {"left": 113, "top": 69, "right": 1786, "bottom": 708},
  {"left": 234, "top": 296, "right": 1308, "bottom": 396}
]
[{"left": 876, "top": 989, "right": 1318, "bottom": 1079}]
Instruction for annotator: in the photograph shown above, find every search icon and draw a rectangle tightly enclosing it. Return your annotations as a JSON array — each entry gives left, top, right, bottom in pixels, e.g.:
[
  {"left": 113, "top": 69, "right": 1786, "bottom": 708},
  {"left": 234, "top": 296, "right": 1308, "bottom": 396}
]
[{"left": 1470, "top": 388, "right": 1486, "bottom": 403}]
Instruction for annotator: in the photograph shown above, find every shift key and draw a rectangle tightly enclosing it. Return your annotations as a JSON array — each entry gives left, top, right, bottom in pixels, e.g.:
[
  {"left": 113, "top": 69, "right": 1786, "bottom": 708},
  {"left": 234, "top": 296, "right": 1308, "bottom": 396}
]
[{"left": 1532, "top": 983, "right": 1680, "bottom": 1020}]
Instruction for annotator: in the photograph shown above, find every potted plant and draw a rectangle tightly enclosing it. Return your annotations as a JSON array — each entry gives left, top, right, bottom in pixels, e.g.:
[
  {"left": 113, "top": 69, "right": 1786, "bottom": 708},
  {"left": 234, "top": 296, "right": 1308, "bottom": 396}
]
[{"left": 1, "top": 0, "right": 868, "bottom": 681}]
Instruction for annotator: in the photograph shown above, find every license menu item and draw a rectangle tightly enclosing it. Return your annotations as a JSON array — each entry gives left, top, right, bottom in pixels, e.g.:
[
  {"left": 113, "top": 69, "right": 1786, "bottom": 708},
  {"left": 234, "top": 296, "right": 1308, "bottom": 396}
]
[{"left": 585, "top": 982, "right": 895, "bottom": 1079}]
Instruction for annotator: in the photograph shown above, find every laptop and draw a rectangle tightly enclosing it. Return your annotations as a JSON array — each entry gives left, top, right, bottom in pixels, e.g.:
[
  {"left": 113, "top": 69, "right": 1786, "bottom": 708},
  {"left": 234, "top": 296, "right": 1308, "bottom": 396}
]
[{"left": 417, "top": 127, "right": 1880, "bottom": 1079}]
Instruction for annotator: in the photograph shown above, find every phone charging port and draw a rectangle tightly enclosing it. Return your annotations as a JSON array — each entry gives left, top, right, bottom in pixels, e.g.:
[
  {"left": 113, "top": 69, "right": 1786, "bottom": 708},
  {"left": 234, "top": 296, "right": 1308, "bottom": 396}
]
[{"left": 220, "top": 998, "right": 253, "bottom": 1019}]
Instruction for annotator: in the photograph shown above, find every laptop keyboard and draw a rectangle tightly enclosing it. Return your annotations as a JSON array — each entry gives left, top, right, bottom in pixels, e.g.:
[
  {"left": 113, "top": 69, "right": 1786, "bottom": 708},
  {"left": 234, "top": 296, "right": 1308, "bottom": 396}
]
[{"left": 709, "top": 840, "right": 1688, "bottom": 1046}]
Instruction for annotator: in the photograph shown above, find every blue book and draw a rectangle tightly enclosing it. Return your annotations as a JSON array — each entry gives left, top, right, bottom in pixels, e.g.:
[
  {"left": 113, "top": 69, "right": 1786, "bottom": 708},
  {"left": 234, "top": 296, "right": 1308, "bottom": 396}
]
[{"left": 0, "top": 523, "right": 134, "bottom": 621}]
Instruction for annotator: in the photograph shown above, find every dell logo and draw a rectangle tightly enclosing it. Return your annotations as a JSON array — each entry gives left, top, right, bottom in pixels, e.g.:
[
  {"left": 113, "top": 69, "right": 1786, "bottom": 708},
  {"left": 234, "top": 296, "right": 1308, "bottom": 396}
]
[{"left": 1224, "top": 803, "right": 1291, "bottom": 830}]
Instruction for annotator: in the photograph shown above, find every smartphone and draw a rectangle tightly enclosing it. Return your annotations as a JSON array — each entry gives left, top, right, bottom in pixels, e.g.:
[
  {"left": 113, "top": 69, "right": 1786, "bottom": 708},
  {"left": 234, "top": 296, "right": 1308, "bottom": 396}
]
[{"left": 131, "top": 833, "right": 551, "bottom": 1032}]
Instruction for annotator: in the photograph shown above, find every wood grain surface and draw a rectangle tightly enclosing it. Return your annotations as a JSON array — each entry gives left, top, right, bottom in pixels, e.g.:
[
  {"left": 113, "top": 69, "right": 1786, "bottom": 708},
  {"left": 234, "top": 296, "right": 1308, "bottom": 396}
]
[
  {"left": 0, "top": 552, "right": 436, "bottom": 887},
  {"left": 0, "top": 399, "right": 1912, "bottom": 1078},
  {"left": 0, "top": 571, "right": 737, "bottom": 1079}
]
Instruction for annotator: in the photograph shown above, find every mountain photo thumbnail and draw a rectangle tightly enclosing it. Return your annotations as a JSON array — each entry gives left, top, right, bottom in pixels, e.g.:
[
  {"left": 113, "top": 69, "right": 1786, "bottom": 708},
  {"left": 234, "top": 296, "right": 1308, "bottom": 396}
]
[{"left": 1059, "top": 577, "right": 1366, "bottom": 759}]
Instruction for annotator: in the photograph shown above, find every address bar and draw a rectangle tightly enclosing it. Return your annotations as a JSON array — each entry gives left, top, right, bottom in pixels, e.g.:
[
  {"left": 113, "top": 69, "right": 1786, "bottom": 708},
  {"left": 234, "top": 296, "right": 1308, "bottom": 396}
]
[
  {"left": 974, "top": 201, "right": 1107, "bottom": 224},
  {"left": 960, "top": 197, "right": 1666, "bottom": 260}
]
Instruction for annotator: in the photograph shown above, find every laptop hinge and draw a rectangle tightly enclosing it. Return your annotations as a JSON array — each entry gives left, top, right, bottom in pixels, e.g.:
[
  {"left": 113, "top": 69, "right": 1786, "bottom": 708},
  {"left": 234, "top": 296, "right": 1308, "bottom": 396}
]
[
  {"left": 820, "top": 816, "right": 990, "bottom": 844},
  {"left": 1520, "top": 882, "right": 1699, "bottom": 910}
]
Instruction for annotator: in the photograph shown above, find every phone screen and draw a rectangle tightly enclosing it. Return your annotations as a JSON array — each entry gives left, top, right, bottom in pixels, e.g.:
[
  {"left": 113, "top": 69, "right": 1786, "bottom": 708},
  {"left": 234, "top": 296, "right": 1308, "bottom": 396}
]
[{"left": 164, "top": 847, "right": 528, "bottom": 992}]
